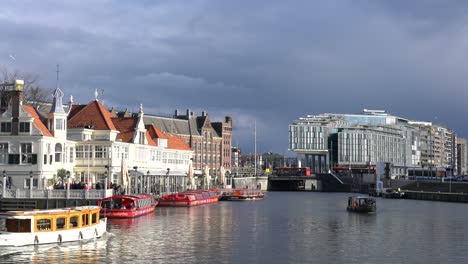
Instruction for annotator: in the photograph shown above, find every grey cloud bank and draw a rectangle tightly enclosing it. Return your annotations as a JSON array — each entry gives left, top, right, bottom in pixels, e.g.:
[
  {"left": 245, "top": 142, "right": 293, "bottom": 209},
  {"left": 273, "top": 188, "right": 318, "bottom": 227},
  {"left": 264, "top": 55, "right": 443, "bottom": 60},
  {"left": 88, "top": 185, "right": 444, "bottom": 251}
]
[{"left": 1, "top": 0, "right": 467, "bottom": 154}]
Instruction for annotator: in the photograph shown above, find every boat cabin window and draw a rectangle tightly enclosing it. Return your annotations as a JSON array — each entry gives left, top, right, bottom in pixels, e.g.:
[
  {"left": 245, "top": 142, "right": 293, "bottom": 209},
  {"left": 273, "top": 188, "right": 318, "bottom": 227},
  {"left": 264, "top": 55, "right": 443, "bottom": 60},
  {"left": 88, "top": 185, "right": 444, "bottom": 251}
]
[
  {"left": 56, "top": 217, "right": 66, "bottom": 230},
  {"left": 70, "top": 215, "right": 79, "bottom": 228},
  {"left": 36, "top": 218, "right": 52, "bottom": 231},
  {"left": 101, "top": 200, "right": 111, "bottom": 209},
  {"left": 91, "top": 213, "right": 97, "bottom": 224},
  {"left": 82, "top": 214, "right": 89, "bottom": 226},
  {"left": 4, "top": 218, "right": 31, "bottom": 232}
]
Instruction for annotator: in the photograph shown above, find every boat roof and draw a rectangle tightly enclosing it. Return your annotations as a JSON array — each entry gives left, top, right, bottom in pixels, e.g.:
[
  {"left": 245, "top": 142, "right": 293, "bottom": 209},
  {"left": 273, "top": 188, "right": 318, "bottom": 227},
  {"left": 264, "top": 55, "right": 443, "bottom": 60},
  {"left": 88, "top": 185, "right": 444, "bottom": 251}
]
[
  {"left": 99, "top": 194, "right": 153, "bottom": 201},
  {"left": 349, "top": 196, "right": 374, "bottom": 200},
  {"left": 0, "top": 206, "right": 100, "bottom": 218}
]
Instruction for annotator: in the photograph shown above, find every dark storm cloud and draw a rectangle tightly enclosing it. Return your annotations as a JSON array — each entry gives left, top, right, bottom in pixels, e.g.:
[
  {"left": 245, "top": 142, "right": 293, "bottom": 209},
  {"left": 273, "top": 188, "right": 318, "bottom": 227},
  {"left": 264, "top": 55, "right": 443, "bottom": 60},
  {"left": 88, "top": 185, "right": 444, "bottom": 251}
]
[{"left": 1, "top": 0, "right": 468, "bottom": 154}]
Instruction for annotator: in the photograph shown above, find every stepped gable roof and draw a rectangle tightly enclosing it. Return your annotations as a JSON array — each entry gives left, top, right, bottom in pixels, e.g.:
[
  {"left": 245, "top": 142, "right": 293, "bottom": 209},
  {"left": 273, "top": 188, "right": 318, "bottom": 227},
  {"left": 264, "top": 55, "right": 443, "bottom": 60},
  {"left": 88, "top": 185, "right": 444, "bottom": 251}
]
[
  {"left": 23, "top": 105, "right": 53, "bottom": 137},
  {"left": 68, "top": 101, "right": 117, "bottom": 130},
  {"left": 146, "top": 124, "right": 191, "bottom": 151},
  {"left": 111, "top": 117, "right": 137, "bottom": 143}
]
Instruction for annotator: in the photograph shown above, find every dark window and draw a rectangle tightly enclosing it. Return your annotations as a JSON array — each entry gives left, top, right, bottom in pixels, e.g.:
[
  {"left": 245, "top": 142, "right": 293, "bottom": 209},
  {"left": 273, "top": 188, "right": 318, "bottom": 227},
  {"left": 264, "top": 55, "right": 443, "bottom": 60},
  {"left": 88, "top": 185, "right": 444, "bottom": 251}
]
[
  {"left": 19, "top": 122, "right": 30, "bottom": 132},
  {"left": 0, "top": 122, "right": 11, "bottom": 132},
  {"left": 91, "top": 213, "right": 97, "bottom": 224},
  {"left": 43, "top": 154, "right": 47, "bottom": 164},
  {"left": 8, "top": 154, "right": 20, "bottom": 164},
  {"left": 56, "top": 217, "right": 66, "bottom": 230},
  {"left": 36, "top": 218, "right": 51, "bottom": 231},
  {"left": 70, "top": 216, "right": 79, "bottom": 228},
  {"left": 82, "top": 214, "right": 89, "bottom": 226}
]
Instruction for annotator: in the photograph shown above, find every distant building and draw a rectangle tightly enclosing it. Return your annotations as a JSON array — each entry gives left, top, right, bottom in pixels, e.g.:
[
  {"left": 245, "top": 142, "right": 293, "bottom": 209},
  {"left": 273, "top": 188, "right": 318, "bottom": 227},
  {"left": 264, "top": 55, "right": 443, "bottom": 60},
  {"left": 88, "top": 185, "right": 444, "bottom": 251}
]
[
  {"left": 143, "top": 109, "right": 232, "bottom": 179},
  {"left": 289, "top": 109, "right": 458, "bottom": 178},
  {"left": 457, "top": 138, "right": 467, "bottom": 175}
]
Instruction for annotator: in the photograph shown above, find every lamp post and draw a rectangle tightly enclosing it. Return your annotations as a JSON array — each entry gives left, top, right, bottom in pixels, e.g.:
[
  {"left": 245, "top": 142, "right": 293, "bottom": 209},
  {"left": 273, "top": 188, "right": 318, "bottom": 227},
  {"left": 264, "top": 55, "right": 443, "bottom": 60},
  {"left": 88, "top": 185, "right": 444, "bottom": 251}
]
[
  {"left": 147, "top": 171, "right": 150, "bottom": 194},
  {"left": 104, "top": 165, "right": 109, "bottom": 191},
  {"left": 66, "top": 171, "right": 70, "bottom": 199},
  {"left": 133, "top": 166, "right": 138, "bottom": 194},
  {"left": 166, "top": 168, "right": 170, "bottom": 194},
  {"left": 2, "top": 170, "right": 6, "bottom": 198},
  {"left": 29, "top": 171, "right": 33, "bottom": 198}
]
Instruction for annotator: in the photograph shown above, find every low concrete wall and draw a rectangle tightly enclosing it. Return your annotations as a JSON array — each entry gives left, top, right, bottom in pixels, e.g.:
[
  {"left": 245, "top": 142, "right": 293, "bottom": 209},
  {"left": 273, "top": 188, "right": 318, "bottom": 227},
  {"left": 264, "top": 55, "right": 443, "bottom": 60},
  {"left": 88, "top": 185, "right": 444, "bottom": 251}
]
[
  {"left": 404, "top": 191, "right": 468, "bottom": 203},
  {"left": 232, "top": 177, "right": 268, "bottom": 191}
]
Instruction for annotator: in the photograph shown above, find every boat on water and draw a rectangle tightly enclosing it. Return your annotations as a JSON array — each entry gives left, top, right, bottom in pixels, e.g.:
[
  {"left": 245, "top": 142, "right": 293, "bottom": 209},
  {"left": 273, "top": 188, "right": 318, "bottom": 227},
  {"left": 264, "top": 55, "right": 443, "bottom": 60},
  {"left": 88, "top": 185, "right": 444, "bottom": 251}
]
[
  {"left": 347, "top": 196, "right": 376, "bottom": 213},
  {"left": 158, "top": 190, "right": 219, "bottom": 207},
  {"left": 219, "top": 188, "right": 265, "bottom": 201},
  {"left": 98, "top": 194, "right": 157, "bottom": 218},
  {"left": 0, "top": 206, "right": 106, "bottom": 247}
]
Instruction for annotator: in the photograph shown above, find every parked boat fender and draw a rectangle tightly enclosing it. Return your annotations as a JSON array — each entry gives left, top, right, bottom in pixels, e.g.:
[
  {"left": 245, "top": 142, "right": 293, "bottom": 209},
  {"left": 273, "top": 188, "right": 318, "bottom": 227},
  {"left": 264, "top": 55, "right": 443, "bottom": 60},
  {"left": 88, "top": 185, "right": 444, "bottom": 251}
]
[
  {"left": 79, "top": 231, "right": 83, "bottom": 240},
  {"left": 34, "top": 236, "right": 39, "bottom": 245},
  {"left": 57, "top": 234, "right": 62, "bottom": 245},
  {"left": 94, "top": 228, "right": 98, "bottom": 238}
]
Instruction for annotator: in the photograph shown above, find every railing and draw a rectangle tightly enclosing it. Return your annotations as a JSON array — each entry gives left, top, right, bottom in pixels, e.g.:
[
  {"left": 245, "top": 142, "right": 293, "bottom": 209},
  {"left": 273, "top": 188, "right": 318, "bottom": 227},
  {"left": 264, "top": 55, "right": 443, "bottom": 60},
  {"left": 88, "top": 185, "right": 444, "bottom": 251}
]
[{"left": 1, "top": 188, "right": 114, "bottom": 199}]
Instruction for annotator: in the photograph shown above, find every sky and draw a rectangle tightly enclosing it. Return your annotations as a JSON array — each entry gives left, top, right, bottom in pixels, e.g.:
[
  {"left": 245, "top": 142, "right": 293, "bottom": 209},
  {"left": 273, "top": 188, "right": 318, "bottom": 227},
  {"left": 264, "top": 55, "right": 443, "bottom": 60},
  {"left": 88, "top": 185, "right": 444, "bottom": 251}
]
[{"left": 1, "top": 0, "right": 467, "bottom": 155}]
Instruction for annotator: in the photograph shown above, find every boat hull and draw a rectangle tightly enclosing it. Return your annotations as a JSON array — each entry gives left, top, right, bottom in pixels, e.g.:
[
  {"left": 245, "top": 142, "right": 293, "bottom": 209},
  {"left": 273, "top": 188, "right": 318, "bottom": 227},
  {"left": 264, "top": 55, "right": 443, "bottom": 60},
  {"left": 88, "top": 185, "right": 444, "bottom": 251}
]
[
  {"left": 0, "top": 218, "right": 107, "bottom": 247},
  {"left": 158, "top": 197, "right": 219, "bottom": 207},
  {"left": 100, "top": 205, "right": 156, "bottom": 218}
]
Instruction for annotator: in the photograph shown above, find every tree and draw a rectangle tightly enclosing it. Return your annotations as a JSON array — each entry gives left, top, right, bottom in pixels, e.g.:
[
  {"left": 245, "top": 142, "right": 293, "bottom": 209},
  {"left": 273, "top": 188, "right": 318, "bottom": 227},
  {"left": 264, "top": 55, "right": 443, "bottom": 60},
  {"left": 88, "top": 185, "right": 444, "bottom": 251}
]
[
  {"left": 0, "top": 66, "right": 52, "bottom": 109},
  {"left": 56, "top": 168, "right": 69, "bottom": 184}
]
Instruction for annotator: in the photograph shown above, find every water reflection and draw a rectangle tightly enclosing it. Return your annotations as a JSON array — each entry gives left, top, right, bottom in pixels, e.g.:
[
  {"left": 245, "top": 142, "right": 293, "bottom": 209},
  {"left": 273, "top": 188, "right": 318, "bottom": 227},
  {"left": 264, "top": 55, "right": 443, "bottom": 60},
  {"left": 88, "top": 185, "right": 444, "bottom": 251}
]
[{"left": 2, "top": 193, "right": 468, "bottom": 264}]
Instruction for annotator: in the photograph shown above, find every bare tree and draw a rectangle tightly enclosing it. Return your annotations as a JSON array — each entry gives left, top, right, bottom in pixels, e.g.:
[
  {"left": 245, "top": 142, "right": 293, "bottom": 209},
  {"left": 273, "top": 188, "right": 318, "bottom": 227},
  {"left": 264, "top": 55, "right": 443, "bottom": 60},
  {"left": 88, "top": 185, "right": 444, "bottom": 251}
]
[{"left": 0, "top": 66, "right": 52, "bottom": 108}]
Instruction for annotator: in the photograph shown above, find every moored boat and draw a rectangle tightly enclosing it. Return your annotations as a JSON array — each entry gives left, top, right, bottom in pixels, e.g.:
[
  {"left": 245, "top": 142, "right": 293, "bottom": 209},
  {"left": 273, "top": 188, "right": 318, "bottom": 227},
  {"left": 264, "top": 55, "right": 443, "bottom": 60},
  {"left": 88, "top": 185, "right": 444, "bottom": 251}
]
[
  {"left": 220, "top": 188, "right": 265, "bottom": 201},
  {"left": 347, "top": 196, "right": 376, "bottom": 213},
  {"left": 98, "top": 194, "right": 157, "bottom": 218},
  {"left": 158, "top": 190, "right": 219, "bottom": 207},
  {"left": 0, "top": 206, "right": 106, "bottom": 247}
]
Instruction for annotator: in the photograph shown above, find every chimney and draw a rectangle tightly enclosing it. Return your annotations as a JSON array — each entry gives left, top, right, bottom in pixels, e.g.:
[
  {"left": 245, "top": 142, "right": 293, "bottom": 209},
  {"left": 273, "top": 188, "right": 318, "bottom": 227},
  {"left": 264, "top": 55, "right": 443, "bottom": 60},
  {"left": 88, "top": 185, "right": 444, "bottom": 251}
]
[
  {"left": 225, "top": 116, "right": 232, "bottom": 123},
  {"left": 202, "top": 111, "right": 206, "bottom": 117},
  {"left": 186, "top": 109, "right": 191, "bottom": 118},
  {"left": 175, "top": 109, "right": 179, "bottom": 117},
  {"left": 11, "top": 80, "right": 24, "bottom": 135}
]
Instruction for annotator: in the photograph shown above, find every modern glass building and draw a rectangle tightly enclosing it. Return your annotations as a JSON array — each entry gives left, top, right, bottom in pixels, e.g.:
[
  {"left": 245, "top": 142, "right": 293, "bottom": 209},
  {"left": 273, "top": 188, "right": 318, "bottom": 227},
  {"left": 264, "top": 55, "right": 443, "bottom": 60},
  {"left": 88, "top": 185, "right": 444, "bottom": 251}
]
[{"left": 288, "top": 109, "right": 434, "bottom": 177}]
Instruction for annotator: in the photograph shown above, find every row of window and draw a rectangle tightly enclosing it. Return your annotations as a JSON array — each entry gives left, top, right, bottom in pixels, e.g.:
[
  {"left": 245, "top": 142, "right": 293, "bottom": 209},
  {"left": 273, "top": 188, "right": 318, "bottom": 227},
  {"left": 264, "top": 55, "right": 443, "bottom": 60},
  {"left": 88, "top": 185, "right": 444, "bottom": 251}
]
[{"left": 0, "top": 122, "right": 30, "bottom": 133}]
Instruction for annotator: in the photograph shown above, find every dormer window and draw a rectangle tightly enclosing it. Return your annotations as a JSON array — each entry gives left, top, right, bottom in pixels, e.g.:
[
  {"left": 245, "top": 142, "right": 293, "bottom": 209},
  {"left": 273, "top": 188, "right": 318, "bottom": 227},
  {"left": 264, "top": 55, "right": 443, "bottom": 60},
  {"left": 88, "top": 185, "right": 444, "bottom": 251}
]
[
  {"left": 19, "top": 122, "right": 30, "bottom": 133},
  {"left": 1, "top": 122, "right": 11, "bottom": 132}
]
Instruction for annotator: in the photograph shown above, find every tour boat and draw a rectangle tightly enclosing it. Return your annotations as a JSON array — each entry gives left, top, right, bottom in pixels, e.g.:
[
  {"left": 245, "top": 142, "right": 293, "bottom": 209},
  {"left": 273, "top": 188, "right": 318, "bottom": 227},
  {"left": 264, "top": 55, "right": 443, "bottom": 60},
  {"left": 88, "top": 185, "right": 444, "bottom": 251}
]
[
  {"left": 158, "top": 190, "right": 219, "bottom": 207},
  {"left": 0, "top": 206, "right": 107, "bottom": 247},
  {"left": 220, "top": 188, "right": 265, "bottom": 201},
  {"left": 98, "top": 194, "right": 157, "bottom": 218},
  {"left": 347, "top": 196, "right": 376, "bottom": 213}
]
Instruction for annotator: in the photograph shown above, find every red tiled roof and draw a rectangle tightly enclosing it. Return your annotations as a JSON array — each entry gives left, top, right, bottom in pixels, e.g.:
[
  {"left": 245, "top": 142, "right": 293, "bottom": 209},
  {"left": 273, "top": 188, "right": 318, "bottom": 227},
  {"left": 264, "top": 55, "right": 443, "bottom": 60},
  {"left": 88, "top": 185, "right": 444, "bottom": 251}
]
[
  {"left": 67, "top": 101, "right": 117, "bottom": 130},
  {"left": 111, "top": 117, "right": 137, "bottom": 143},
  {"left": 146, "top": 124, "right": 191, "bottom": 151},
  {"left": 23, "top": 105, "right": 53, "bottom": 137}
]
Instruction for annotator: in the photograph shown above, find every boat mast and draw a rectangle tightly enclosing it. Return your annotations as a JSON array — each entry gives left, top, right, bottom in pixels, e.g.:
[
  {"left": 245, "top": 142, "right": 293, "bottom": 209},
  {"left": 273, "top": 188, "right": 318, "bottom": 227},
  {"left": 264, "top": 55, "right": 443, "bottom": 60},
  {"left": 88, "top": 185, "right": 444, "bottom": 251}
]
[{"left": 254, "top": 119, "right": 257, "bottom": 177}]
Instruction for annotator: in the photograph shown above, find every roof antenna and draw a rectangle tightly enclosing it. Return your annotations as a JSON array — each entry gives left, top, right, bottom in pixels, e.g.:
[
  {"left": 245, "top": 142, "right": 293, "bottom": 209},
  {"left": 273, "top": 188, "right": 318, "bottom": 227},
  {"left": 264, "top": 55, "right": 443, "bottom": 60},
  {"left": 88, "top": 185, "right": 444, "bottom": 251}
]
[{"left": 56, "top": 64, "right": 60, "bottom": 89}]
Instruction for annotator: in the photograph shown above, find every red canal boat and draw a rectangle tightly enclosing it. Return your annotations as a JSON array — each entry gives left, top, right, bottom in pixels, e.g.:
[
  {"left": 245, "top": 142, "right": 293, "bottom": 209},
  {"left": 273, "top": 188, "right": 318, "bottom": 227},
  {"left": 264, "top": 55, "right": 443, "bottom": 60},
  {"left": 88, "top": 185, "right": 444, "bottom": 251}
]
[
  {"left": 219, "top": 188, "right": 265, "bottom": 201},
  {"left": 158, "top": 190, "right": 219, "bottom": 207},
  {"left": 98, "top": 194, "right": 157, "bottom": 218}
]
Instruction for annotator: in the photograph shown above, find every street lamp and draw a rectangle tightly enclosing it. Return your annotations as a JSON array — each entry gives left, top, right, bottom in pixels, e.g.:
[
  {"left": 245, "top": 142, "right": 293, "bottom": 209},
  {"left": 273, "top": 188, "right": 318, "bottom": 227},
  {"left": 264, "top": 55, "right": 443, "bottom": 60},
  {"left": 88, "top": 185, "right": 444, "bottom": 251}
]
[
  {"left": 66, "top": 171, "right": 71, "bottom": 199},
  {"left": 133, "top": 166, "right": 138, "bottom": 194},
  {"left": 104, "top": 165, "right": 109, "bottom": 191},
  {"left": 166, "top": 168, "right": 170, "bottom": 193},
  {"left": 147, "top": 171, "right": 150, "bottom": 194},
  {"left": 2, "top": 170, "right": 6, "bottom": 198},
  {"left": 29, "top": 171, "right": 33, "bottom": 198}
]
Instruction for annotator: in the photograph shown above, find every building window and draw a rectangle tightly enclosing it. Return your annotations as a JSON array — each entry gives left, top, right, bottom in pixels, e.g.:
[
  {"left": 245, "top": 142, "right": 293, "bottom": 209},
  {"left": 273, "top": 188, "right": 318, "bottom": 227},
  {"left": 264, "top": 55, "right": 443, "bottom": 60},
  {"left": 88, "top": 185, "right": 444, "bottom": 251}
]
[
  {"left": 1, "top": 122, "right": 11, "bottom": 132},
  {"left": 0, "top": 143, "right": 8, "bottom": 164},
  {"left": 139, "top": 132, "right": 145, "bottom": 144},
  {"left": 69, "top": 147, "right": 74, "bottom": 163},
  {"left": 55, "top": 119, "right": 65, "bottom": 130},
  {"left": 95, "top": 146, "right": 108, "bottom": 159},
  {"left": 21, "top": 143, "right": 33, "bottom": 164},
  {"left": 19, "top": 122, "right": 30, "bottom": 133},
  {"left": 55, "top": 143, "right": 62, "bottom": 162}
]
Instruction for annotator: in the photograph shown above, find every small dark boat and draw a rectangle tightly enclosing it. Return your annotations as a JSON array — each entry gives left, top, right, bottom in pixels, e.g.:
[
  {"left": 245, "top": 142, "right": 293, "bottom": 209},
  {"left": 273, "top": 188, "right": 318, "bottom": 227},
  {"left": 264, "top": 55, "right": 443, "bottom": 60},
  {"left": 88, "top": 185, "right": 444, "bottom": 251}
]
[{"left": 347, "top": 196, "right": 376, "bottom": 213}]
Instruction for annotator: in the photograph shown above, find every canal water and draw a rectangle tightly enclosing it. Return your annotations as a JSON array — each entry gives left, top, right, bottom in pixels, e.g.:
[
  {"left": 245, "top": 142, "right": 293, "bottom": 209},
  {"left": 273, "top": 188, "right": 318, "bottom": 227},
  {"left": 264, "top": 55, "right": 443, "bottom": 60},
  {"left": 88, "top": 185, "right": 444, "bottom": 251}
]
[{"left": 1, "top": 192, "right": 468, "bottom": 264}]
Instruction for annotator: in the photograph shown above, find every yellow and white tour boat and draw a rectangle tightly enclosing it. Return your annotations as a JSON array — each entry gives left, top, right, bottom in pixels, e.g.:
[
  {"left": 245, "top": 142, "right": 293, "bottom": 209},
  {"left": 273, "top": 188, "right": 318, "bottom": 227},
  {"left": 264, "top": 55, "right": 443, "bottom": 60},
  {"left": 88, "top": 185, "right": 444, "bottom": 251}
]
[{"left": 0, "top": 206, "right": 107, "bottom": 246}]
